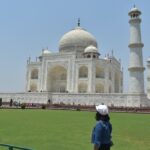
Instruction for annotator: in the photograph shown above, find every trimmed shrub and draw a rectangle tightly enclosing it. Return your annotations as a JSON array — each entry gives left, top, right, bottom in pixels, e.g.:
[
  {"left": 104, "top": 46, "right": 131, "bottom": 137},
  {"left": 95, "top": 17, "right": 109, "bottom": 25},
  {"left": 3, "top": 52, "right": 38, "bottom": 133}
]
[
  {"left": 21, "top": 103, "right": 26, "bottom": 109},
  {"left": 41, "top": 104, "right": 46, "bottom": 109}
]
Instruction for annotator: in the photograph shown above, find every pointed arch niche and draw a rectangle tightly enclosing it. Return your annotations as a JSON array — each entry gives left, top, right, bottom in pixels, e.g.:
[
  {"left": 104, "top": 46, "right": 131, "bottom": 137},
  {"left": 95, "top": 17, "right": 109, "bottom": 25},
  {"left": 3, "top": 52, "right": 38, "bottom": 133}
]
[
  {"left": 78, "top": 83, "right": 88, "bottom": 93},
  {"left": 47, "top": 65, "right": 67, "bottom": 92},
  {"left": 79, "top": 66, "right": 88, "bottom": 78},
  {"left": 96, "top": 66, "right": 104, "bottom": 78},
  {"left": 31, "top": 69, "right": 38, "bottom": 79},
  {"left": 95, "top": 83, "right": 104, "bottom": 93}
]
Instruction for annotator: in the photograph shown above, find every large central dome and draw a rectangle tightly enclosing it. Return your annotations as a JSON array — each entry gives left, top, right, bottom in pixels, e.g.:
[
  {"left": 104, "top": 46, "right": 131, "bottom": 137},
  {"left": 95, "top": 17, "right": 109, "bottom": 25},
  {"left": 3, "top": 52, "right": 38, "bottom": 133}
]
[{"left": 59, "top": 27, "right": 98, "bottom": 53}]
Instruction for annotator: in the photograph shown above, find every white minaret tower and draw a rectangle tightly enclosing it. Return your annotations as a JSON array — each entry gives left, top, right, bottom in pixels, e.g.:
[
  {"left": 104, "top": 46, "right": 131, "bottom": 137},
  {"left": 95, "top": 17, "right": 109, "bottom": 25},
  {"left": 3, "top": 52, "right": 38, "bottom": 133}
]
[
  {"left": 128, "top": 6, "right": 145, "bottom": 94},
  {"left": 147, "top": 57, "right": 150, "bottom": 99}
]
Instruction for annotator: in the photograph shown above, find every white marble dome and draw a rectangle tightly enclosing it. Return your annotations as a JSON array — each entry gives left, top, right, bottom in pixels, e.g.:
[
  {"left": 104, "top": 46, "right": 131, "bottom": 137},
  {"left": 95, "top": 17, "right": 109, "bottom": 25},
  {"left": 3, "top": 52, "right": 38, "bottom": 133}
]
[
  {"left": 84, "top": 45, "right": 98, "bottom": 53},
  {"left": 129, "top": 6, "right": 141, "bottom": 16},
  {"left": 42, "top": 49, "right": 51, "bottom": 55},
  {"left": 59, "top": 27, "right": 97, "bottom": 53},
  {"left": 147, "top": 57, "right": 150, "bottom": 62},
  {"left": 130, "top": 7, "right": 140, "bottom": 12}
]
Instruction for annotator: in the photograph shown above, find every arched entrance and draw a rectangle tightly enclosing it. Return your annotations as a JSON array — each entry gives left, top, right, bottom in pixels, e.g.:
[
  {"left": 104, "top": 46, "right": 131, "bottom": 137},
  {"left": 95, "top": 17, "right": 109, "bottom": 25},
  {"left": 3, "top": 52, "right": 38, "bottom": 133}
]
[{"left": 47, "top": 66, "right": 67, "bottom": 92}]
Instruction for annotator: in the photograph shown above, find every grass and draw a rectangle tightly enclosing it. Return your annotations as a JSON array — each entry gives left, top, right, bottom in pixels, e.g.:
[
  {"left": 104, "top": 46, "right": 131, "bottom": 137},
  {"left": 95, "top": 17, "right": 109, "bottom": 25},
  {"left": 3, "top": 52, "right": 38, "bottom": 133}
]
[{"left": 0, "top": 109, "right": 149, "bottom": 150}]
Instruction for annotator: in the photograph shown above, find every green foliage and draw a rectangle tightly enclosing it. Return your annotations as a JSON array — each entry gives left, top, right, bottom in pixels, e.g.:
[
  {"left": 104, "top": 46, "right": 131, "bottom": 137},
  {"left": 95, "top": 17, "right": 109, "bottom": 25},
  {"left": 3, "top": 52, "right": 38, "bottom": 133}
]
[
  {"left": 41, "top": 104, "right": 46, "bottom": 109},
  {"left": 0, "top": 110, "right": 149, "bottom": 150},
  {"left": 21, "top": 103, "right": 26, "bottom": 109},
  {"left": 0, "top": 98, "right": 2, "bottom": 106}
]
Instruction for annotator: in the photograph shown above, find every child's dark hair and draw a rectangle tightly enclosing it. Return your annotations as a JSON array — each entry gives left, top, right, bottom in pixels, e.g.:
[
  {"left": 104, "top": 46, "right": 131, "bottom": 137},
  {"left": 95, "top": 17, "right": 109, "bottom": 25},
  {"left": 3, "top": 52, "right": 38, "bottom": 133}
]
[{"left": 95, "top": 112, "right": 110, "bottom": 121}]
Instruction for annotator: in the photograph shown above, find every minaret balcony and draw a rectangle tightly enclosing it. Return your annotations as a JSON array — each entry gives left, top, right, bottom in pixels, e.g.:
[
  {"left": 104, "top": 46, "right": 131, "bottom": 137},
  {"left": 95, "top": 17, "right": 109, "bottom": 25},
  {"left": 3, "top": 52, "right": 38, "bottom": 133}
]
[{"left": 128, "top": 43, "right": 144, "bottom": 48}]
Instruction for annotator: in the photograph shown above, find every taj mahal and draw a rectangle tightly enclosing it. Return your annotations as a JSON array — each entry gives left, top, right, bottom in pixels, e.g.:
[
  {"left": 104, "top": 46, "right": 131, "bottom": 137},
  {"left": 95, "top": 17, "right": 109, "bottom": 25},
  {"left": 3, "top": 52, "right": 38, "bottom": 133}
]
[
  {"left": 26, "top": 21, "right": 123, "bottom": 94},
  {"left": 0, "top": 6, "right": 150, "bottom": 107}
]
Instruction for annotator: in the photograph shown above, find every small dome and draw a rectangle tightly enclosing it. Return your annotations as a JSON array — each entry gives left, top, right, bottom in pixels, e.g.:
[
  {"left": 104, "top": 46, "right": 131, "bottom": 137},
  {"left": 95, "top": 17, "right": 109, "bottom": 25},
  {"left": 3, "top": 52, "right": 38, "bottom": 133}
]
[
  {"left": 104, "top": 56, "right": 108, "bottom": 60},
  {"left": 42, "top": 49, "right": 51, "bottom": 55},
  {"left": 84, "top": 45, "right": 98, "bottom": 53},
  {"left": 147, "top": 57, "right": 150, "bottom": 62},
  {"left": 131, "top": 7, "right": 140, "bottom": 12},
  {"left": 59, "top": 27, "right": 97, "bottom": 53},
  {"left": 129, "top": 6, "right": 141, "bottom": 16}
]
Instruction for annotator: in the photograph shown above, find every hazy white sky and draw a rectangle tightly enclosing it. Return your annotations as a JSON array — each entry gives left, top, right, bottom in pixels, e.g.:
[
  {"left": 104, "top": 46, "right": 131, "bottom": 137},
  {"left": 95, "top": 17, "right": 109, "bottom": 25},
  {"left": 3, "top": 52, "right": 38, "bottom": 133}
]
[{"left": 0, "top": 0, "right": 150, "bottom": 92}]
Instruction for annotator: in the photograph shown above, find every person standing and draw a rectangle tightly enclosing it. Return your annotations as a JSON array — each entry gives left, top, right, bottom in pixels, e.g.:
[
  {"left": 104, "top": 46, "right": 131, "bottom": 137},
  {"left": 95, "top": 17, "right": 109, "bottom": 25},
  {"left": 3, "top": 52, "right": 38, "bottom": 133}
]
[{"left": 91, "top": 104, "right": 113, "bottom": 150}]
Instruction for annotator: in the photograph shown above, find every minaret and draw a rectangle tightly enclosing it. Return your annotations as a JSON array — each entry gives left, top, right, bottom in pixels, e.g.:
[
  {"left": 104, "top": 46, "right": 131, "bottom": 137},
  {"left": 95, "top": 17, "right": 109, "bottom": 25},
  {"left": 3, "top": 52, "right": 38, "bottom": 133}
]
[
  {"left": 147, "top": 57, "right": 150, "bottom": 98},
  {"left": 128, "top": 6, "right": 145, "bottom": 94}
]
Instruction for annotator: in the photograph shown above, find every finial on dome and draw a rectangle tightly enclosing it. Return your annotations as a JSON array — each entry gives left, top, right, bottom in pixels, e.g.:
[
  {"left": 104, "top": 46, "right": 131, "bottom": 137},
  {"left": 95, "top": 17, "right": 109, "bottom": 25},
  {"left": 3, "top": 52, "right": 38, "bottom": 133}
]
[
  {"left": 128, "top": 5, "right": 141, "bottom": 17},
  {"left": 78, "top": 18, "right": 80, "bottom": 27}
]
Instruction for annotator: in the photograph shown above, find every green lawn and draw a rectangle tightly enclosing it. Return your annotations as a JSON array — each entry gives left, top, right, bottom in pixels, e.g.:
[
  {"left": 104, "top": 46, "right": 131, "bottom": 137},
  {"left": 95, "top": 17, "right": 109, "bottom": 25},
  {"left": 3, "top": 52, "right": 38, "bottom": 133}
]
[{"left": 0, "top": 109, "right": 149, "bottom": 150}]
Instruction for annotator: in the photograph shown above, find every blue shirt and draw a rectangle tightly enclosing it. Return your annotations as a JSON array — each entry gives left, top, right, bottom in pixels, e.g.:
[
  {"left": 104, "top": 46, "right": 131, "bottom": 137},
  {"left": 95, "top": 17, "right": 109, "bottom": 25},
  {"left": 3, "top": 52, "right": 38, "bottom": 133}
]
[{"left": 91, "top": 120, "right": 112, "bottom": 148}]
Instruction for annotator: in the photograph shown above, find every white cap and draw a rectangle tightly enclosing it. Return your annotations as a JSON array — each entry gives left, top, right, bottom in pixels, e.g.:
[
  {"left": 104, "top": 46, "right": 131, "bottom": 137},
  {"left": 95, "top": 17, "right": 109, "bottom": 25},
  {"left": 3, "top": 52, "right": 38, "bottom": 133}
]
[{"left": 96, "top": 104, "right": 109, "bottom": 115}]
